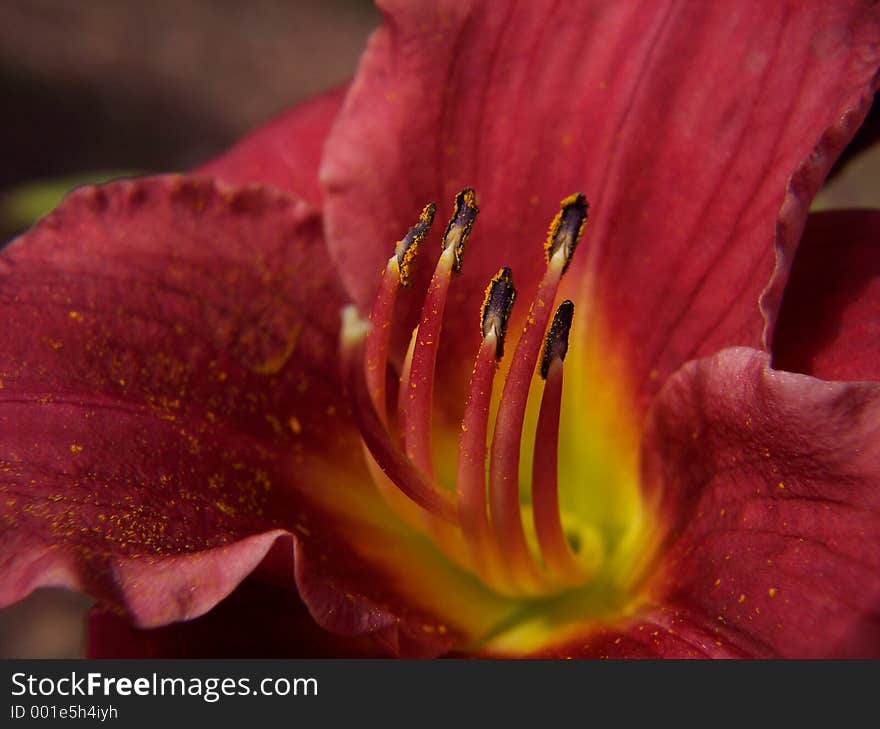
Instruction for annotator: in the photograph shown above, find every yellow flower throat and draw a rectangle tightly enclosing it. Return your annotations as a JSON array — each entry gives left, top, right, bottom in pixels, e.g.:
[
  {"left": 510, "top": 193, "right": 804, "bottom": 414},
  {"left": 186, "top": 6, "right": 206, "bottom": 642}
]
[{"left": 340, "top": 189, "right": 654, "bottom": 620}]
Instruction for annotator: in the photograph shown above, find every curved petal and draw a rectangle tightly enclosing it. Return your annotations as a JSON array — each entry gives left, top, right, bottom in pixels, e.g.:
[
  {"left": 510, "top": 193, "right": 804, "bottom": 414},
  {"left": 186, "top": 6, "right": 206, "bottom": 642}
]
[
  {"left": 638, "top": 348, "right": 880, "bottom": 658},
  {"left": 196, "top": 85, "right": 348, "bottom": 208},
  {"left": 772, "top": 209, "right": 880, "bottom": 382},
  {"left": 492, "top": 347, "right": 880, "bottom": 657},
  {"left": 0, "top": 176, "right": 518, "bottom": 656},
  {"left": 322, "top": 0, "right": 880, "bottom": 411},
  {"left": 0, "top": 175, "right": 349, "bottom": 618},
  {"left": 87, "top": 579, "right": 384, "bottom": 658}
]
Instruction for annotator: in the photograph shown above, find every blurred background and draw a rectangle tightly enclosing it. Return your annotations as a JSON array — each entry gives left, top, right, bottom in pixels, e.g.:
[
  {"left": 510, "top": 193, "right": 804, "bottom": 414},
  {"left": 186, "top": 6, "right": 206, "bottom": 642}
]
[
  {"left": 0, "top": 0, "right": 379, "bottom": 657},
  {"left": 0, "top": 0, "right": 379, "bottom": 243}
]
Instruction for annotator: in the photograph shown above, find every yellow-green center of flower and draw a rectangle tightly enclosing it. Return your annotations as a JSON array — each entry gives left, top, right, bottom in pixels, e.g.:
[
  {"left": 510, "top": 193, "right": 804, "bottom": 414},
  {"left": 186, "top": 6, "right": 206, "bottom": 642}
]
[{"left": 340, "top": 190, "right": 654, "bottom": 621}]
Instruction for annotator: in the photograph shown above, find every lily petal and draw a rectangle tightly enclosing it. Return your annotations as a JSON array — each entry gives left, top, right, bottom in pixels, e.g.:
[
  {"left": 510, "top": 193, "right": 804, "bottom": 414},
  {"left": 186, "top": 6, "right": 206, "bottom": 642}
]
[
  {"left": 641, "top": 347, "right": 880, "bottom": 657},
  {"left": 0, "top": 175, "right": 347, "bottom": 618},
  {"left": 0, "top": 175, "right": 519, "bottom": 656},
  {"left": 196, "top": 85, "right": 348, "bottom": 208},
  {"left": 504, "top": 347, "right": 880, "bottom": 657},
  {"left": 322, "top": 0, "right": 880, "bottom": 409},
  {"left": 772, "top": 209, "right": 880, "bottom": 382}
]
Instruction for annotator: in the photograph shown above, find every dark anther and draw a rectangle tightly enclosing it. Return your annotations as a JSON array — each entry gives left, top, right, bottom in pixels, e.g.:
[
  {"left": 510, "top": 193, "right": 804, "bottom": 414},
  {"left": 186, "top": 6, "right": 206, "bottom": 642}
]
[
  {"left": 395, "top": 202, "right": 436, "bottom": 287},
  {"left": 545, "top": 193, "right": 588, "bottom": 272},
  {"left": 443, "top": 188, "right": 479, "bottom": 272},
  {"left": 481, "top": 267, "right": 517, "bottom": 358},
  {"left": 540, "top": 300, "right": 574, "bottom": 378}
]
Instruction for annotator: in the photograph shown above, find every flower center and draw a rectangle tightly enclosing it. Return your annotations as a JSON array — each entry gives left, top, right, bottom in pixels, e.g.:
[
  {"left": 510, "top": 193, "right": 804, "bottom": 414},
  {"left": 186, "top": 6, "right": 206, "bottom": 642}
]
[{"left": 340, "top": 190, "right": 649, "bottom": 600}]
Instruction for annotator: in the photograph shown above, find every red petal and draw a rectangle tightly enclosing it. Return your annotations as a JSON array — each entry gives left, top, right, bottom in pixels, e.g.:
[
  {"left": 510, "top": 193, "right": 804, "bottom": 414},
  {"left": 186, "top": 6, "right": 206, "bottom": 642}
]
[
  {"left": 637, "top": 348, "right": 880, "bottom": 657},
  {"left": 87, "top": 579, "right": 383, "bottom": 658},
  {"left": 507, "top": 347, "right": 880, "bottom": 658},
  {"left": 322, "top": 0, "right": 880, "bottom": 408},
  {"left": 0, "top": 175, "right": 353, "bottom": 618},
  {"left": 772, "top": 209, "right": 880, "bottom": 381},
  {"left": 196, "top": 84, "right": 348, "bottom": 208},
  {"left": 0, "top": 176, "right": 515, "bottom": 655}
]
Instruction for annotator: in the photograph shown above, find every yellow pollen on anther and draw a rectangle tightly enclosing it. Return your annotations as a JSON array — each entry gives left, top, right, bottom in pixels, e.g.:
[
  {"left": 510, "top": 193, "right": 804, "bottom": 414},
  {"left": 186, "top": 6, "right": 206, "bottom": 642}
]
[
  {"left": 442, "top": 188, "right": 479, "bottom": 272},
  {"left": 480, "top": 267, "right": 516, "bottom": 357},
  {"left": 544, "top": 192, "right": 588, "bottom": 270},
  {"left": 396, "top": 202, "right": 436, "bottom": 287}
]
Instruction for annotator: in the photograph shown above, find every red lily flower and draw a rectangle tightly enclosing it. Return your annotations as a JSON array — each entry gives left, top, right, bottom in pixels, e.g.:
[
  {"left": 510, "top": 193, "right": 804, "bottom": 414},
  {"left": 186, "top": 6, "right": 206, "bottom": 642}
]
[{"left": 2, "top": 0, "right": 880, "bottom": 658}]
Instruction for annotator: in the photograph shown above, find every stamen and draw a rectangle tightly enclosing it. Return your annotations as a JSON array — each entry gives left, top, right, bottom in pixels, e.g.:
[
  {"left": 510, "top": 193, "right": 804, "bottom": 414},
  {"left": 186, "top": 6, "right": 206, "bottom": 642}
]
[
  {"left": 401, "top": 189, "right": 479, "bottom": 475},
  {"left": 540, "top": 300, "right": 574, "bottom": 379},
  {"left": 396, "top": 202, "right": 436, "bottom": 288},
  {"left": 350, "top": 191, "right": 601, "bottom": 599},
  {"left": 481, "top": 267, "right": 517, "bottom": 358},
  {"left": 442, "top": 187, "right": 479, "bottom": 273},
  {"left": 364, "top": 203, "right": 436, "bottom": 420},
  {"left": 533, "top": 301, "right": 589, "bottom": 583},
  {"left": 457, "top": 269, "right": 516, "bottom": 590},
  {"left": 341, "top": 307, "right": 457, "bottom": 523},
  {"left": 489, "top": 194, "right": 588, "bottom": 590},
  {"left": 397, "top": 326, "right": 418, "bottom": 434},
  {"left": 544, "top": 192, "right": 588, "bottom": 273}
]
